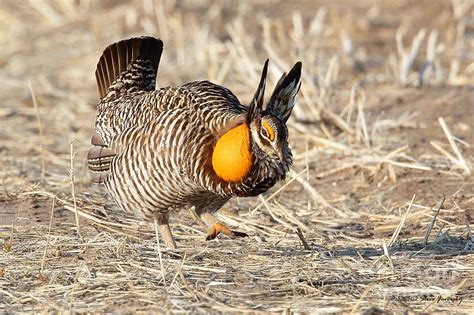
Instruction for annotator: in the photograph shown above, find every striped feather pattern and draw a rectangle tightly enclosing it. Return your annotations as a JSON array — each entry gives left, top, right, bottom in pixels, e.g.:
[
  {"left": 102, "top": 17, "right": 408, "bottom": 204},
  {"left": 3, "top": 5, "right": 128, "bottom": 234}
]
[
  {"left": 95, "top": 36, "right": 163, "bottom": 98},
  {"left": 94, "top": 81, "right": 283, "bottom": 219},
  {"left": 267, "top": 61, "right": 302, "bottom": 122},
  {"left": 89, "top": 37, "right": 301, "bottom": 239}
]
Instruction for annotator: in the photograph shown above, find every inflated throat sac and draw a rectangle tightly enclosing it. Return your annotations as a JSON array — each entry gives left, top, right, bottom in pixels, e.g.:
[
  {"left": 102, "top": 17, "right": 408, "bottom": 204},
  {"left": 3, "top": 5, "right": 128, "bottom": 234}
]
[{"left": 212, "top": 124, "right": 253, "bottom": 183}]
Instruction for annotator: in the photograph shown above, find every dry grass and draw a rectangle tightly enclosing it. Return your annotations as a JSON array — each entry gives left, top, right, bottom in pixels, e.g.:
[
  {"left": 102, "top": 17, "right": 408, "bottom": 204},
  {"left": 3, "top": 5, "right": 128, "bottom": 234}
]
[{"left": 1, "top": 0, "right": 474, "bottom": 313}]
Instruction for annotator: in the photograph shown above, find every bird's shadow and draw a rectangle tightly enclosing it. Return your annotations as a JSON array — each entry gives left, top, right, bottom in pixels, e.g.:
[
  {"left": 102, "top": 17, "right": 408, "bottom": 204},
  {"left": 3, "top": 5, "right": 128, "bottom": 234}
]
[{"left": 263, "top": 236, "right": 471, "bottom": 259}]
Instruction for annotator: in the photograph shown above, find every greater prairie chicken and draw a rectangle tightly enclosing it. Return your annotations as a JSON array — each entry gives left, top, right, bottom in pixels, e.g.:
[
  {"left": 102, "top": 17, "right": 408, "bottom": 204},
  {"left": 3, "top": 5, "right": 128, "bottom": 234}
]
[{"left": 88, "top": 36, "right": 302, "bottom": 248}]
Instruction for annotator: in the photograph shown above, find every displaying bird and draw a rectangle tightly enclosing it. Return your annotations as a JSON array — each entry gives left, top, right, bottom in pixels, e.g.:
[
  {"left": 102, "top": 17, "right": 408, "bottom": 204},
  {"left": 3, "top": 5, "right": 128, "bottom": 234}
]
[{"left": 87, "top": 36, "right": 302, "bottom": 249}]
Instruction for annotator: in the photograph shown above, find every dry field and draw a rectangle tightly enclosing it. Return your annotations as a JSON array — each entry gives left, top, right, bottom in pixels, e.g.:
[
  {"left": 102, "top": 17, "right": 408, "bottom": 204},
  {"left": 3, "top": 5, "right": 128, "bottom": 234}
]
[{"left": 1, "top": 0, "right": 474, "bottom": 313}]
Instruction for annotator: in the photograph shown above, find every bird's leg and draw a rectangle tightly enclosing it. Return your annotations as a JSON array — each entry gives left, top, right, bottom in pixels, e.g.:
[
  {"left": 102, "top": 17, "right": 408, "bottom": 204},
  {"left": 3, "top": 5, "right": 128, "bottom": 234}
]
[
  {"left": 198, "top": 212, "right": 248, "bottom": 241},
  {"left": 154, "top": 212, "right": 177, "bottom": 249}
]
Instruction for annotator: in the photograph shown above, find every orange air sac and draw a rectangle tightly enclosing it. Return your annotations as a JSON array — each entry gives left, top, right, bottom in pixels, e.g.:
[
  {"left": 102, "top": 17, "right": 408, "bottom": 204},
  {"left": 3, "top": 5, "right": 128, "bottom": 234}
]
[{"left": 212, "top": 124, "right": 253, "bottom": 183}]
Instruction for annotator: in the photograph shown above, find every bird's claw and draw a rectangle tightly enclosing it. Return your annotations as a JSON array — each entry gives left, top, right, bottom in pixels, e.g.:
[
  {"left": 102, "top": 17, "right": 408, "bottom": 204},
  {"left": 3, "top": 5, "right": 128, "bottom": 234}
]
[{"left": 206, "top": 223, "right": 248, "bottom": 240}]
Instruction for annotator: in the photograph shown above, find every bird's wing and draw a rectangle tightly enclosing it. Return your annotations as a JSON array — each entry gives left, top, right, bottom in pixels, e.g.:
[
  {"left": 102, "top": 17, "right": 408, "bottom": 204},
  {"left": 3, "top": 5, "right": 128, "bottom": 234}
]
[{"left": 183, "top": 81, "right": 248, "bottom": 136}]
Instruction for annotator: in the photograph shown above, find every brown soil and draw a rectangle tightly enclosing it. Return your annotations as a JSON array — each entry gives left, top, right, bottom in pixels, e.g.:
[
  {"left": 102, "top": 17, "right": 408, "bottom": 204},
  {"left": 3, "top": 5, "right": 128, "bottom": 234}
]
[{"left": 1, "top": 0, "right": 473, "bottom": 313}]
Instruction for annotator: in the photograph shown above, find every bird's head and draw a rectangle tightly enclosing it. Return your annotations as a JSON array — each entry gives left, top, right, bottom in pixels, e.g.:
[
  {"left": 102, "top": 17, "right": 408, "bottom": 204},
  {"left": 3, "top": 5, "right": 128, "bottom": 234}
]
[{"left": 247, "top": 60, "right": 302, "bottom": 175}]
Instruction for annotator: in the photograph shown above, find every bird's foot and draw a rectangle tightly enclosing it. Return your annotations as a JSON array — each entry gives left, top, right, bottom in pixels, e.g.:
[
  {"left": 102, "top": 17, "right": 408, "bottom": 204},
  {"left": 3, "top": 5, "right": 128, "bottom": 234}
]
[{"left": 205, "top": 223, "right": 248, "bottom": 241}]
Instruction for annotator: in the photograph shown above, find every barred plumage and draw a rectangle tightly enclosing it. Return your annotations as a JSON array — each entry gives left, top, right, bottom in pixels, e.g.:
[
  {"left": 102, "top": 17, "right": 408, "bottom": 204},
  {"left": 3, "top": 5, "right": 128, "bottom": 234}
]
[{"left": 88, "top": 36, "right": 302, "bottom": 248}]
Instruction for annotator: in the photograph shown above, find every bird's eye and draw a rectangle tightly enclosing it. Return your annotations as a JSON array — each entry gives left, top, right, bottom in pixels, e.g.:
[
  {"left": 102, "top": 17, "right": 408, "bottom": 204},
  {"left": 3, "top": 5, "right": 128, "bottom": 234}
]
[{"left": 260, "top": 120, "right": 275, "bottom": 141}]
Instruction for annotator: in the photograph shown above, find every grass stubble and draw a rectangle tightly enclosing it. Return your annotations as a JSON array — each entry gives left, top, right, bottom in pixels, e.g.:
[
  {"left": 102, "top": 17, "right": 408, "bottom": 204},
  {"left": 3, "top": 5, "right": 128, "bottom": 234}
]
[{"left": 0, "top": 0, "right": 473, "bottom": 313}]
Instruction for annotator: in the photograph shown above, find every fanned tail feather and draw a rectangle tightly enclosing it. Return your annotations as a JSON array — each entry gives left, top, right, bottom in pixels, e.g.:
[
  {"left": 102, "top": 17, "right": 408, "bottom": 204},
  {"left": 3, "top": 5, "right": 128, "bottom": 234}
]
[
  {"left": 95, "top": 36, "right": 163, "bottom": 99},
  {"left": 89, "top": 37, "right": 163, "bottom": 183}
]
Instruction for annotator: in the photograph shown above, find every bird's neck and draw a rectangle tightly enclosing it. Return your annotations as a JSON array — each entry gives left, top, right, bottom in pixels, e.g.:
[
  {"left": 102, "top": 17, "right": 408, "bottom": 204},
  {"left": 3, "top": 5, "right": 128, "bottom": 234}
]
[{"left": 212, "top": 124, "right": 253, "bottom": 183}]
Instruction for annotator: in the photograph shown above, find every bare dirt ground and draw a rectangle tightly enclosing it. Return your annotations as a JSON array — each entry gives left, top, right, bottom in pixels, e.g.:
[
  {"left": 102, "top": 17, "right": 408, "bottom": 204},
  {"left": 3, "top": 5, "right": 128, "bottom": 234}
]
[{"left": 1, "top": 0, "right": 473, "bottom": 313}]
